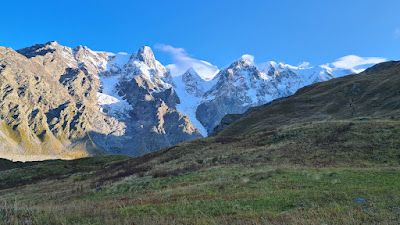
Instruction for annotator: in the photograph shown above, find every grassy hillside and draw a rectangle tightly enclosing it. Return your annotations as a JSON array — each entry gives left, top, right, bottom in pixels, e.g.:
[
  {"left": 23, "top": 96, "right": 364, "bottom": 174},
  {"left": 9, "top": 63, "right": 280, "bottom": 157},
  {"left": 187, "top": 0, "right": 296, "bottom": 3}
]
[
  {"left": 1, "top": 162, "right": 399, "bottom": 224},
  {"left": 1, "top": 61, "right": 400, "bottom": 224},
  {"left": 0, "top": 159, "right": 45, "bottom": 172}
]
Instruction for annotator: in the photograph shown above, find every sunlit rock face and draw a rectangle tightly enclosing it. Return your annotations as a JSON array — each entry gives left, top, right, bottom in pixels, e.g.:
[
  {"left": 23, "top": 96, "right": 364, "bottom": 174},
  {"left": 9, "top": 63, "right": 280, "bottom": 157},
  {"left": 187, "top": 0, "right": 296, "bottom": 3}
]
[{"left": 0, "top": 42, "right": 201, "bottom": 161}]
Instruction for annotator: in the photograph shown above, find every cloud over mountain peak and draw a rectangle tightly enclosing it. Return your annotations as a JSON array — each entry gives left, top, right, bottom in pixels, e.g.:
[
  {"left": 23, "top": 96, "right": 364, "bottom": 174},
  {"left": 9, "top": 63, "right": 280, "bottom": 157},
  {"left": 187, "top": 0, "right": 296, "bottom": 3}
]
[{"left": 154, "top": 44, "right": 219, "bottom": 80}]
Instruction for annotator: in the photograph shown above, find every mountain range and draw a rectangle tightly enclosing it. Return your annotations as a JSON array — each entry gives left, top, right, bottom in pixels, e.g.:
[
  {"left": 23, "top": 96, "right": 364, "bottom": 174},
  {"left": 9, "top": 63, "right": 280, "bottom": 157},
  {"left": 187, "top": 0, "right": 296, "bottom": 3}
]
[
  {"left": 1, "top": 59, "right": 399, "bottom": 223},
  {"left": 0, "top": 41, "right": 378, "bottom": 160}
]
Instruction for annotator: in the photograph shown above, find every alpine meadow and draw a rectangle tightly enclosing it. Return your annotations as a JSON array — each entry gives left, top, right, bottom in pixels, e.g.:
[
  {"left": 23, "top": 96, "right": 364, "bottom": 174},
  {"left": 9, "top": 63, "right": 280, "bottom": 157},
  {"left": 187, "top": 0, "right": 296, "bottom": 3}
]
[{"left": 0, "top": 0, "right": 399, "bottom": 224}]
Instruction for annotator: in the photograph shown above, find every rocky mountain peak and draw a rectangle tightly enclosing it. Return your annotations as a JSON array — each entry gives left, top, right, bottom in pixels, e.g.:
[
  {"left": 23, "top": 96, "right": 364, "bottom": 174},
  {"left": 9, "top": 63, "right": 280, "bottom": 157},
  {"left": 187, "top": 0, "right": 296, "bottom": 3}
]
[
  {"left": 182, "top": 67, "right": 201, "bottom": 82},
  {"left": 136, "top": 46, "right": 155, "bottom": 60},
  {"left": 186, "top": 67, "right": 197, "bottom": 75},
  {"left": 218, "top": 58, "right": 264, "bottom": 82},
  {"left": 46, "top": 40, "right": 60, "bottom": 47},
  {"left": 126, "top": 46, "right": 167, "bottom": 79},
  {"left": 277, "top": 62, "right": 287, "bottom": 69},
  {"left": 73, "top": 45, "right": 84, "bottom": 52},
  {"left": 17, "top": 41, "right": 61, "bottom": 58},
  {"left": 72, "top": 45, "right": 109, "bottom": 76},
  {"left": 227, "top": 54, "right": 256, "bottom": 70},
  {"left": 259, "top": 61, "right": 296, "bottom": 79},
  {"left": 178, "top": 67, "right": 210, "bottom": 97},
  {"left": 132, "top": 46, "right": 157, "bottom": 68}
]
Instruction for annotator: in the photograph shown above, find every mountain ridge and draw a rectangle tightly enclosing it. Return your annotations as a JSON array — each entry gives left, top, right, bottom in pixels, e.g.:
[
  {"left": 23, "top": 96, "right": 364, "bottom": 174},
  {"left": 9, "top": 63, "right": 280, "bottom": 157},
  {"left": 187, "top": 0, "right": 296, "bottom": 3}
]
[{"left": 0, "top": 41, "right": 387, "bottom": 161}]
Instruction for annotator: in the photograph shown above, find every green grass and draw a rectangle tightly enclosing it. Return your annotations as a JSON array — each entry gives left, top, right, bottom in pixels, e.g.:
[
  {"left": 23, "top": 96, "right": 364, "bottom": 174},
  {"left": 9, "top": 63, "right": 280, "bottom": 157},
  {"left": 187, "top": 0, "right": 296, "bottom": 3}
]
[
  {"left": 0, "top": 159, "right": 46, "bottom": 172},
  {"left": 1, "top": 166, "right": 399, "bottom": 224},
  {"left": 0, "top": 155, "right": 130, "bottom": 189}
]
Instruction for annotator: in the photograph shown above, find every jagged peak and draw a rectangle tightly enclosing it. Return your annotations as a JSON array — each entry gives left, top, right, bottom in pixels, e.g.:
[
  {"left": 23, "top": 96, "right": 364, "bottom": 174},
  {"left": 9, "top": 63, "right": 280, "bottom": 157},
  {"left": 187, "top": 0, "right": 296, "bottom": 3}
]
[
  {"left": 224, "top": 54, "right": 256, "bottom": 70},
  {"left": 185, "top": 67, "right": 198, "bottom": 76},
  {"left": 258, "top": 61, "right": 297, "bottom": 77},
  {"left": 213, "top": 58, "right": 265, "bottom": 83},
  {"left": 73, "top": 45, "right": 84, "bottom": 51},
  {"left": 127, "top": 46, "right": 166, "bottom": 78},
  {"left": 72, "top": 45, "right": 100, "bottom": 57},
  {"left": 16, "top": 41, "right": 69, "bottom": 58},
  {"left": 182, "top": 67, "right": 204, "bottom": 82},
  {"left": 134, "top": 46, "right": 155, "bottom": 61},
  {"left": 257, "top": 61, "right": 277, "bottom": 72},
  {"left": 139, "top": 45, "right": 153, "bottom": 54},
  {"left": 18, "top": 40, "right": 60, "bottom": 51},
  {"left": 46, "top": 40, "right": 59, "bottom": 47}
]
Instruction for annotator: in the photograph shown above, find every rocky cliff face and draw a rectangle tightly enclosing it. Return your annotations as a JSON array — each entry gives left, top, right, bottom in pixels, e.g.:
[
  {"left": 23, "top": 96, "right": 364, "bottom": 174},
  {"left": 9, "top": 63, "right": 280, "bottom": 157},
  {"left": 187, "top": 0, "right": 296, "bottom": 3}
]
[
  {"left": 92, "top": 47, "right": 201, "bottom": 155},
  {"left": 0, "top": 44, "right": 117, "bottom": 161},
  {"left": 0, "top": 42, "right": 201, "bottom": 161}
]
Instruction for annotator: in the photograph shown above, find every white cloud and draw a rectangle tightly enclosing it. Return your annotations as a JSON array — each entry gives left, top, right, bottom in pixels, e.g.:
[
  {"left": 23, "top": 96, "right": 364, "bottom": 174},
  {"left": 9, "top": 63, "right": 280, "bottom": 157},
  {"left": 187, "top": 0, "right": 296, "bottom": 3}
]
[
  {"left": 297, "top": 62, "right": 311, "bottom": 69},
  {"left": 240, "top": 54, "right": 255, "bottom": 63},
  {"left": 154, "top": 44, "right": 219, "bottom": 80},
  {"left": 395, "top": 28, "right": 400, "bottom": 39},
  {"left": 332, "top": 55, "right": 386, "bottom": 73}
]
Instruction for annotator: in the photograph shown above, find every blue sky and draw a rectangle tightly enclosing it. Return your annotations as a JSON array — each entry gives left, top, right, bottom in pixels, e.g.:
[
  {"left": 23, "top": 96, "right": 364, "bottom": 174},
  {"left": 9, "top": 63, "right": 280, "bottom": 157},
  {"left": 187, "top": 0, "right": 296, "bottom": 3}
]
[{"left": 1, "top": 0, "right": 399, "bottom": 72}]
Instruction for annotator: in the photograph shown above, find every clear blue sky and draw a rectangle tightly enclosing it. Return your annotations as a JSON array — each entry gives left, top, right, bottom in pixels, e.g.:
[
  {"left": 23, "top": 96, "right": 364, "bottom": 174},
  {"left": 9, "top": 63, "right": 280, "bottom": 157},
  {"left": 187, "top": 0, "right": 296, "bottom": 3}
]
[{"left": 1, "top": 0, "right": 399, "bottom": 68}]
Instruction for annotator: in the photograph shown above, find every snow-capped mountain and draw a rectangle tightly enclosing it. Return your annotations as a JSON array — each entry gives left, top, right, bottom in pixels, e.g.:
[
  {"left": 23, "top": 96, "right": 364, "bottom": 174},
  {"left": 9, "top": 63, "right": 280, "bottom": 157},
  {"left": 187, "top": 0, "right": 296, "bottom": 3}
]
[
  {"left": 0, "top": 41, "right": 381, "bottom": 160},
  {"left": 63, "top": 42, "right": 368, "bottom": 137},
  {"left": 3, "top": 41, "right": 201, "bottom": 160},
  {"left": 193, "top": 55, "right": 360, "bottom": 134},
  {"left": 92, "top": 45, "right": 202, "bottom": 155}
]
